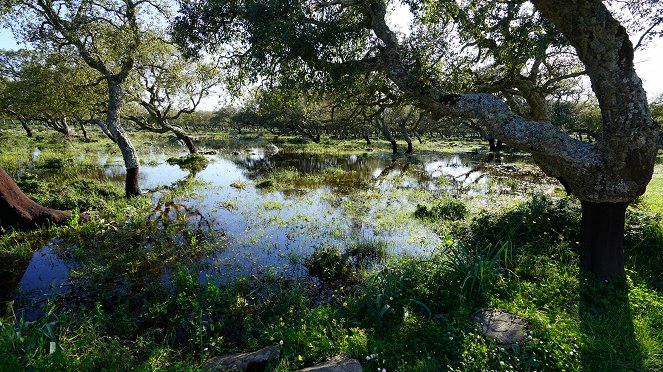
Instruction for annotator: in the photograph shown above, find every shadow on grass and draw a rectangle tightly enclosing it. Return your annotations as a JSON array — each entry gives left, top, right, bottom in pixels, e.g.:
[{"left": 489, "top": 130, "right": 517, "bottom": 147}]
[{"left": 579, "top": 274, "right": 642, "bottom": 371}]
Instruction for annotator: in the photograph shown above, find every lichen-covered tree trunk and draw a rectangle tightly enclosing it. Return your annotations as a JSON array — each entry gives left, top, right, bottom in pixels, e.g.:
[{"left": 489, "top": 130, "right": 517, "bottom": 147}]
[
  {"left": 94, "top": 119, "right": 116, "bottom": 143},
  {"left": 367, "top": 0, "right": 659, "bottom": 278},
  {"left": 107, "top": 80, "right": 141, "bottom": 197},
  {"left": 0, "top": 167, "right": 71, "bottom": 230}
]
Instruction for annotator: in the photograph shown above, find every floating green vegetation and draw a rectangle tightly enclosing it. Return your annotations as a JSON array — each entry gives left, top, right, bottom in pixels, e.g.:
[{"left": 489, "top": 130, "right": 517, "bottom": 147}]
[
  {"left": 414, "top": 197, "right": 468, "bottom": 222},
  {"left": 229, "top": 180, "right": 248, "bottom": 189},
  {"left": 166, "top": 153, "right": 209, "bottom": 173}
]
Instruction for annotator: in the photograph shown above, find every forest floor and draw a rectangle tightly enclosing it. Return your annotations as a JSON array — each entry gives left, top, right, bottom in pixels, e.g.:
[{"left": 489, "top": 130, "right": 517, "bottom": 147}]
[{"left": 0, "top": 128, "right": 662, "bottom": 371}]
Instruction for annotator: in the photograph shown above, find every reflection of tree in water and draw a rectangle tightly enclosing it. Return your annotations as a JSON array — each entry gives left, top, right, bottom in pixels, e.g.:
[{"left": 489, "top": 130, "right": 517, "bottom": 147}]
[
  {"left": 152, "top": 198, "right": 212, "bottom": 232},
  {"left": 226, "top": 148, "right": 537, "bottom": 195}
]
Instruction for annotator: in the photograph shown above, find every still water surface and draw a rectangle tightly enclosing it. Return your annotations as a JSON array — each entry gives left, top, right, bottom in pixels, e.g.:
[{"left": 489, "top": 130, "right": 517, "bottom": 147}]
[{"left": 10, "top": 147, "right": 545, "bottom": 318}]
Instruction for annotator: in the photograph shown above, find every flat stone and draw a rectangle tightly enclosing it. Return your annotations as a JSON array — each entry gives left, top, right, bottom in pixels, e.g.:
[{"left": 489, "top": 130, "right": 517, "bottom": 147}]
[
  {"left": 204, "top": 345, "right": 281, "bottom": 371},
  {"left": 472, "top": 309, "right": 528, "bottom": 345},
  {"left": 298, "top": 356, "right": 362, "bottom": 372}
]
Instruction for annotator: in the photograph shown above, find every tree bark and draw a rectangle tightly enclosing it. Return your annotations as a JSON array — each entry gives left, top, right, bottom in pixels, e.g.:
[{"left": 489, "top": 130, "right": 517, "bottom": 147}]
[
  {"left": 378, "top": 118, "right": 398, "bottom": 154},
  {"left": 95, "top": 119, "right": 116, "bottom": 143},
  {"left": 19, "top": 119, "right": 33, "bottom": 137},
  {"left": 107, "top": 80, "right": 141, "bottom": 197},
  {"left": 489, "top": 138, "right": 497, "bottom": 152},
  {"left": 362, "top": 126, "right": 371, "bottom": 145},
  {"left": 181, "top": 135, "right": 198, "bottom": 154},
  {"left": 80, "top": 122, "right": 89, "bottom": 141},
  {"left": 400, "top": 123, "right": 413, "bottom": 154},
  {"left": 0, "top": 167, "right": 71, "bottom": 230},
  {"left": 579, "top": 201, "right": 628, "bottom": 279}
]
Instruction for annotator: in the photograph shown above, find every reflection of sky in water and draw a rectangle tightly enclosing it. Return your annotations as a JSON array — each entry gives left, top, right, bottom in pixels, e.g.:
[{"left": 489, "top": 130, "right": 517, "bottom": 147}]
[
  {"left": 12, "top": 148, "right": 537, "bottom": 312},
  {"left": 13, "top": 239, "right": 74, "bottom": 320}
]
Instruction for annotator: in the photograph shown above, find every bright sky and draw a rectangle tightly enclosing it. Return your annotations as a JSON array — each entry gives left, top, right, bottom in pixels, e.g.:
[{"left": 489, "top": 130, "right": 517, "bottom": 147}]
[{"left": 1, "top": 4, "right": 662, "bottom": 106}]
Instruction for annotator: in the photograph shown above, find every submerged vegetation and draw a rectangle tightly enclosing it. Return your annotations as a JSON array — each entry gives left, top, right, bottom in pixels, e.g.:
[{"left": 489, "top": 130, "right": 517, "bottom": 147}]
[{"left": 0, "top": 129, "right": 662, "bottom": 371}]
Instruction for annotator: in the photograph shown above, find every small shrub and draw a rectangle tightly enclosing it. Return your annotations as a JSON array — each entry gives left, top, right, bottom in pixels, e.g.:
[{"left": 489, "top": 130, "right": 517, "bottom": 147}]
[
  {"left": 442, "top": 242, "right": 510, "bottom": 303},
  {"left": 166, "top": 154, "right": 209, "bottom": 173},
  {"left": 354, "top": 266, "right": 431, "bottom": 328},
  {"left": 304, "top": 245, "right": 352, "bottom": 282},
  {"left": 414, "top": 197, "right": 467, "bottom": 221},
  {"left": 346, "top": 238, "right": 388, "bottom": 266},
  {"left": 466, "top": 194, "right": 580, "bottom": 253},
  {"left": 37, "top": 158, "right": 65, "bottom": 170}
]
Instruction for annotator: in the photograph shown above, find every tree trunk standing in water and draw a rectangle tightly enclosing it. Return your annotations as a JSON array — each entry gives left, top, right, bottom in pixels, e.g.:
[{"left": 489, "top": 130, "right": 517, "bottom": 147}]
[
  {"left": 0, "top": 167, "right": 71, "bottom": 230},
  {"left": 364, "top": 0, "right": 659, "bottom": 278},
  {"left": 400, "top": 122, "right": 413, "bottom": 154},
  {"left": 166, "top": 123, "right": 198, "bottom": 154},
  {"left": 377, "top": 118, "right": 398, "bottom": 154},
  {"left": 107, "top": 81, "right": 141, "bottom": 197}
]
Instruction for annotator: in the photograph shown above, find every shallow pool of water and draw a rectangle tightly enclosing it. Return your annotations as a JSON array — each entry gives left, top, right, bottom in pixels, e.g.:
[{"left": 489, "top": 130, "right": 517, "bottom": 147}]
[{"left": 8, "top": 146, "right": 547, "bottom": 317}]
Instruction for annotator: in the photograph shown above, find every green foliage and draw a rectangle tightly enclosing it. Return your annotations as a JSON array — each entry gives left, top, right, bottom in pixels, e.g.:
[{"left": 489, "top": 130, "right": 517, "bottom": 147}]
[
  {"left": 353, "top": 264, "right": 432, "bottom": 328},
  {"left": 414, "top": 197, "right": 467, "bottom": 221},
  {"left": 305, "top": 239, "right": 389, "bottom": 284},
  {"left": 305, "top": 245, "right": 353, "bottom": 283},
  {"left": 442, "top": 242, "right": 510, "bottom": 303},
  {"left": 166, "top": 153, "right": 210, "bottom": 174},
  {"left": 466, "top": 194, "right": 580, "bottom": 254}
]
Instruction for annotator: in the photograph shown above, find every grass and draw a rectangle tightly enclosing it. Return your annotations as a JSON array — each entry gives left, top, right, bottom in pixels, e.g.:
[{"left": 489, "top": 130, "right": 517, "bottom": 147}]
[
  {"left": 0, "top": 128, "right": 662, "bottom": 370},
  {"left": 640, "top": 158, "right": 663, "bottom": 211}
]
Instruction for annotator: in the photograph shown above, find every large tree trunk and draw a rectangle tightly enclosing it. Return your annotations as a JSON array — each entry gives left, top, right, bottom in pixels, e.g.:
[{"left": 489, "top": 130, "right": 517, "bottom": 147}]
[
  {"left": 579, "top": 201, "right": 628, "bottom": 279},
  {"left": 107, "top": 80, "right": 141, "bottom": 197},
  {"left": 0, "top": 167, "right": 71, "bottom": 230}
]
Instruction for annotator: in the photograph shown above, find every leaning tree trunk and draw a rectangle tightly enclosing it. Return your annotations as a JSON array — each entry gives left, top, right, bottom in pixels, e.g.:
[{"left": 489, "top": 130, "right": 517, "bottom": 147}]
[
  {"left": 7, "top": 111, "right": 33, "bottom": 137},
  {"left": 181, "top": 135, "right": 197, "bottom": 154},
  {"left": 165, "top": 122, "right": 198, "bottom": 154},
  {"left": 378, "top": 118, "right": 398, "bottom": 154},
  {"left": 79, "top": 122, "right": 89, "bottom": 141},
  {"left": 95, "top": 119, "right": 117, "bottom": 143},
  {"left": 107, "top": 81, "right": 141, "bottom": 197},
  {"left": 0, "top": 167, "right": 71, "bottom": 230},
  {"left": 19, "top": 119, "right": 33, "bottom": 138},
  {"left": 400, "top": 124, "right": 413, "bottom": 154}
]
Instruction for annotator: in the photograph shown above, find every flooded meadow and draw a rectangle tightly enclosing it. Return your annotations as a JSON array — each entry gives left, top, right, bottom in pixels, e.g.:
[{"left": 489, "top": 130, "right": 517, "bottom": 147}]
[{"left": 4, "top": 140, "right": 557, "bottom": 320}]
